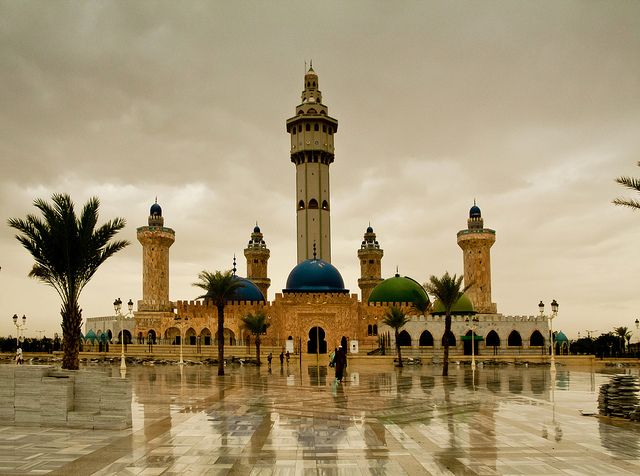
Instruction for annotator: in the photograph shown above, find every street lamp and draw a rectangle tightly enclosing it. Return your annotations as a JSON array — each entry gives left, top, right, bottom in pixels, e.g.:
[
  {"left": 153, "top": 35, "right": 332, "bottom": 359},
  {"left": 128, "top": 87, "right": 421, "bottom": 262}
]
[
  {"left": 113, "top": 298, "right": 134, "bottom": 371},
  {"left": 12, "top": 314, "right": 27, "bottom": 349},
  {"left": 539, "top": 299, "right": 559, "bottom": 375},
  {"left": 466, "top": 316, "right": 479, "bottom": 371},
  {"left": 635, "top": 319, "right": 639, "bottom": 344}
]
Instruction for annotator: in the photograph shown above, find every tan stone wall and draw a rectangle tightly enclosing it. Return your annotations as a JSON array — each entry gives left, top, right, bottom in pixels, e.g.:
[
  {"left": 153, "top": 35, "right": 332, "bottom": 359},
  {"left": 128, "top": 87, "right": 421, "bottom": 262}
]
[
  {"left": 457, "top": 231, "right": 497, "bottom": 314},
  {"left": 137, "top": 227, "right": 175, "bottom": 312}
]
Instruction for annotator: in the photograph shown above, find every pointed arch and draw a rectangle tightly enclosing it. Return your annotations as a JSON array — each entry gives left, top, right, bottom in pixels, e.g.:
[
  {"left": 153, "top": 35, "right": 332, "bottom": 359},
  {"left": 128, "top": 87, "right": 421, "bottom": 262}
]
[
  {"left": 419, "top": 330, "right": 434, "bottom": 346},
  {"left": 441, "top": 330, "right": 456, "bottom": 347},
  {"left": 298, "top": 200, "right": 305, "bottom": 210},
  {"left": 530, "top": 330, "right": 544, "bottom": 346},
  {"left": 507, "top": 330, "right": 522, "bottom": 347},
  {"left": 398, "top": 330, "right": 411, "bottom": 347},
  {"left": 308, "top": 198, "right": 318, "bottom": 209},
  {"left": 486, "top": 330, "right": 500, "bottom": 347},
  {"left": 321, "top": 200, "right": 329, "bottom": 210}
]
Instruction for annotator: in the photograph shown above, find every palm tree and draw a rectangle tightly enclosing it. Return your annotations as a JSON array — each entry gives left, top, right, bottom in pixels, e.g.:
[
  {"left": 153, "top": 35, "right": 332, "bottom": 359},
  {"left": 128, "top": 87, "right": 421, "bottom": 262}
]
[
  {"left": 614, "top": 326, "right": 631, "bottom": 355},
  {"left": 193, "top": 270, "right": 245, "bottom": 375},
  {"left": 241, "top": 310, "right": 270, "bottom": 366},
  {"left": 424, "top": 272, "right": 471, "bottom": 377},
  {"left": 8, "top": 194, "right": 128, "bottom": 370},
  {"left": 382, "top": 307, "right": 410, "bottom": 367},
  {"left": 613, "top": 161, "right": 640, "bottom": 210}
]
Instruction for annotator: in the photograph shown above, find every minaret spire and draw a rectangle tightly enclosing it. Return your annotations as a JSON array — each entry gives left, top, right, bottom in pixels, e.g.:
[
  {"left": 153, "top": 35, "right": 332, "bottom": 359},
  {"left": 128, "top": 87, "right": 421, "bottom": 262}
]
[{"left": 286, "top": 66, "right": 338, "bottom": 263}]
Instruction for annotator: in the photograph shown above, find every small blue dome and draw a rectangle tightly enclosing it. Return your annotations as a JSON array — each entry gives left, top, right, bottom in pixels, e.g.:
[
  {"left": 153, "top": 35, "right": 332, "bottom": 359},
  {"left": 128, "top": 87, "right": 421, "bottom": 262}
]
[
  {"left": 284, "top": 259, "right": 349, "bottom": 293},
  {"left": 253, "top": 225, "right": 261, "bottom": 233},
  {"left": 150, "top": 202, "right": 162, "bottom": 216},
  {"left": 228, "top": 276, "right": 264, "bottom": 302},
  {"left": 366, "top": 226, "right": 373, "bottom": 233},
  {"left": 469, "top": 205, "right": 481, "bottom": 218}
]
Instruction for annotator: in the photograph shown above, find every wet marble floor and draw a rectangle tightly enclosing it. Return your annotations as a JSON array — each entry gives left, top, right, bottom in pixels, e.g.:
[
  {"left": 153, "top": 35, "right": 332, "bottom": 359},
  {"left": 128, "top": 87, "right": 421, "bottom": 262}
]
[{"left": 1, "top": 361, "right": 639, "bottom": 475}]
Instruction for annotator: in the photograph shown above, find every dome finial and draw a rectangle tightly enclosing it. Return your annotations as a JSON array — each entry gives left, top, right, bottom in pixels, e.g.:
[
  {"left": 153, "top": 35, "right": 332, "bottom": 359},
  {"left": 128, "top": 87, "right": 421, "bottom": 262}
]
[
  {"left": 474, "top": 198, "right": 476, "bottom": 206},
  {"left": 312, "top": 241, "right": 317, "bottom": 260},
  {"left": 155, "top": 196, "right": 158, "bottom": 204},
  {"left": 395, "top": 265, "right": 399, "bottom": 277},
  {"left": 232, "top": 254, "right": 237, "bottom": 275}
]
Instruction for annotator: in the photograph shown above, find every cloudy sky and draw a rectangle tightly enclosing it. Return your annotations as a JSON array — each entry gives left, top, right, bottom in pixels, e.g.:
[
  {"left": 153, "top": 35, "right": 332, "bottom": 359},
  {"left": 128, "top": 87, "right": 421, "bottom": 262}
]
[{"left": 1, "top": 1, "right": 639, "bottom": 340}]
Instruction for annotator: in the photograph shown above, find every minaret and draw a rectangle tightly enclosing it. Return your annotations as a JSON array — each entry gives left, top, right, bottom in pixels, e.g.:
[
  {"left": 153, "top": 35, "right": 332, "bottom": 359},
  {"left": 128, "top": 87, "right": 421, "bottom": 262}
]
[
  {"left": 457, "top": 202, "right": 497, "bottom": 314},
  {"left": 244, "top": 224, "right": 271, "bottom": 299},
  {"left": 358, "top": 225, "right": 384, "bottom": 302},
  {"left": 286, "top": 63, "right": 339, "bottom": 263},
  {"left": 136, "top": 200, "right": 175, "bottom": 312}
]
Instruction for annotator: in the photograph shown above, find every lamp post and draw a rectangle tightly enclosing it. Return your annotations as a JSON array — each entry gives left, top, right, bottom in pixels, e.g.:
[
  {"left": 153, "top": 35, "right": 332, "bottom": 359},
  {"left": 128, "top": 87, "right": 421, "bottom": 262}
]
[
  {"left": 539, "top": 299, "right": 559, "bottom": 375},
  {"left": 12, "top": 314, "right": 27, "bottom": 349},
  {"left": 466, "top": 316, "right": 479, "bottom": 370},
  {"left": 636, "top": 319, "right": 639, "bottom": 344},
  {"left": 113, "top": 298, "right": 134, "bottom": 371}
]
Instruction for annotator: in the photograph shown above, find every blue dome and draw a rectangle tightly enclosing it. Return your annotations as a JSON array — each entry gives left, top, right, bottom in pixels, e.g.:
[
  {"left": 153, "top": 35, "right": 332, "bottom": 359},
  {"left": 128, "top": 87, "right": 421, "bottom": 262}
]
[
  {"left": 228, "top": 276, "right": 265, "bottom": 302},
  {"left": 469, "top": 205, "right": 481, "bottom": 218},
  {"left": 284, "top": 259, "right": 349, "bottom": 293},
  {"left": 150, "top": 202, "right": 162, "bottom": 216}
]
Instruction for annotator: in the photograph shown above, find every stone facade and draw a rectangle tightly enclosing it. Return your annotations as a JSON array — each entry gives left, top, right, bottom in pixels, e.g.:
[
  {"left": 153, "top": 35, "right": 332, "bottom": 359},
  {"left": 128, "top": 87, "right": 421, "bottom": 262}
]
[{"left": 85, "top": 67, "right": 550, "bottom": 358}]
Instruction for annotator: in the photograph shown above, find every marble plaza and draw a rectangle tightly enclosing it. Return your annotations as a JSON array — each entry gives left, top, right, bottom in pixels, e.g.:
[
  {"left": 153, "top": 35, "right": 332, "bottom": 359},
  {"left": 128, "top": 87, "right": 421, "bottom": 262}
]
[{"left": 1, "top": 362, "right": 640, "bottom": 475}]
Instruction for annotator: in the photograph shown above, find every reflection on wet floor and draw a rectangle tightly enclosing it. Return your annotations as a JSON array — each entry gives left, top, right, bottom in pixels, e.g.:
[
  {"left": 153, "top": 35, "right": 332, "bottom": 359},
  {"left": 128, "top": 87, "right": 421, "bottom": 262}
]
[{"left": 1, "top": 363, "right": 639, "bottom": 475}]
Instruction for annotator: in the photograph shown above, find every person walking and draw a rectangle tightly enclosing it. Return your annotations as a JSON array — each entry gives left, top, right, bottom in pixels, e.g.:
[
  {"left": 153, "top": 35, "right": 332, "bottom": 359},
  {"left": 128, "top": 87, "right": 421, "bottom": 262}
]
[
  {"left": 267, "top": 352, "right": 273, "bottom": 369},
  {"left": 334, "top": 346, "right": 347, "bottom": 383},
  {"left": 285, "top": 350, "right": 290, "bottom": 365},
  {"left": 279, "top": 350, "right": 284, "bottom": 366}
]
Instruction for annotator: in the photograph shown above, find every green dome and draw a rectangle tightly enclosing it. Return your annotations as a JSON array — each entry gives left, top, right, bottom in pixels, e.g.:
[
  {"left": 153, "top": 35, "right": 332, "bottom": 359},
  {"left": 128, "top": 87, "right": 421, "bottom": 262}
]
[
  {"left": 555, "top": 331, "right": 568, "bottom": 342},
  {"left": 431, "top": 294, "right": 475, "bottom": 315},
  {"left": 368, "top": 274, "right": 429, "bottom": 309}
]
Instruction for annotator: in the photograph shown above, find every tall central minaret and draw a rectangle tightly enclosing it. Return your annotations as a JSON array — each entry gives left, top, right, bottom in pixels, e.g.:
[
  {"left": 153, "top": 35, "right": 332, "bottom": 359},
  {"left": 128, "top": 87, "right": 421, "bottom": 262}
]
[{"left": 286, "top": 64, "right": 338, "bottom": 263}]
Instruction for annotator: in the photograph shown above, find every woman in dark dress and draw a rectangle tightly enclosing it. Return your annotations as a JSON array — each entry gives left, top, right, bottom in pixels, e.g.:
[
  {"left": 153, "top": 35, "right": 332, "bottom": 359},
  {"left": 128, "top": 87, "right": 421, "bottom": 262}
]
[{"left": 334, "top": 346, "right": 347, "bottom": 382}]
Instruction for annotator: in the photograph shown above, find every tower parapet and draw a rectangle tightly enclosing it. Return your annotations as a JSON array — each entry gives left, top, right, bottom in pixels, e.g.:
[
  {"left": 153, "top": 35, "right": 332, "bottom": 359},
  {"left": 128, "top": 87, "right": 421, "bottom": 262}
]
[
  {"left": 457, "top": 202, "right": 497, "bottom": 314},
  {"left": 137, "top": 201, "right": 175, "bottom": 312},
  {"left": 244, "top": 224, "right": 271, "bottom": 300},
  {"left": 286, "top": 65, "right": 338, "bottom": 263},
  {"left": 357, "top": 225, "right": 384, "bottom": 302}
]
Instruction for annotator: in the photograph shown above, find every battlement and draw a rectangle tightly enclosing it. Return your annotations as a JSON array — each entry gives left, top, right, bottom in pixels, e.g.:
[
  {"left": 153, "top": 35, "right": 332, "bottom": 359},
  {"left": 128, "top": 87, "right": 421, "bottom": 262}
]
[
  {"left": 367, "top": 301, "right": 415, "bottom": 308},
  {"left": 176, "top": 299, "right": 269, "bottom": 309},
  {"left": 274, "top": 292, "right": 358, "bottom": 303}
]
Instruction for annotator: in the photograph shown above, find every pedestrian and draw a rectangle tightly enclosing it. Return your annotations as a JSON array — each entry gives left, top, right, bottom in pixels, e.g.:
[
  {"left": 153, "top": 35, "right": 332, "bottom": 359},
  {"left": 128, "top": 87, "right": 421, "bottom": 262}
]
[
  {"left": 334, "top": 346, "right": 347, "bottom": 383},
  {"left": 267, "top": 352, "right": 273, "bottom": 369},
  {"left": 285, "top": 350, "right": 290, "bottom": 365},
  {"left": 279, "top": 350, "right": 284, "bottom": 366},
  {"left": 15, "top": 347, "right": 23, "bottom": 365}
]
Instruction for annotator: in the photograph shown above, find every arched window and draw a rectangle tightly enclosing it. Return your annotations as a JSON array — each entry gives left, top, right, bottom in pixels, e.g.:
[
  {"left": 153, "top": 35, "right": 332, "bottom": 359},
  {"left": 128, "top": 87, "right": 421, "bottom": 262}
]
[
  {"left": 298, "top": 124, "right": 302, "bottom": 132},
  {"left": 486, "top": 330, "right": 500, "bottom": 347},
  {"left": 321, "top": 200, "right": 329, "bottom": 210},
  {"left": 306, "top": 123, "right": 310, "bottom": 131},
  {"left": 419, "top": 330, "right": 434, "bottom": 346},
  {"left": 373, "top": 324, "right": 378, "bottom": 336},
  {"left": 398, "top": 330, "right": 411, "bottom": 347},
  {"left": 308, "top": 108, "right": 317, "bottom": 114},
  {"left": 508, "top": 330, "right": 522, "bottom": 347},
  {"left": 441, "top": 330, "right": 456, "bottom": 347},
  {"left": 298, "top": 200, "right": 305, "bottom": 210},
  {"left": 292, "top": 127, "right": 296, "bottom": 135},
  {"left": 367, "top": 324, "right": 373, "bottom": 336},
  {"left": 530, "top": 330, "right": 544, "bottom": 346},
  {"left": 308, "top": 198, "right": 318, "bottom": 209},
  {"left": 322, "top": 125, "right": 327, "bottom": 132},
  {"left": 314, "top": 123, "right": 319, "bottom": 131},
  {"left": 312, "top": 81, "right": 316, "bottom": 87},
  {"left": 306, "top": 81, "right": 310, "bottom": 87}
]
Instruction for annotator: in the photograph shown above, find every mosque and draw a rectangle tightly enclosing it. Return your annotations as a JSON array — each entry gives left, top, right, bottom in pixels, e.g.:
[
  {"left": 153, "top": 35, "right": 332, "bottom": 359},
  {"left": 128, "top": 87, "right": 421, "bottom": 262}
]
[{"left": 86, "top": 67, "right": 551, "bottom": 358}]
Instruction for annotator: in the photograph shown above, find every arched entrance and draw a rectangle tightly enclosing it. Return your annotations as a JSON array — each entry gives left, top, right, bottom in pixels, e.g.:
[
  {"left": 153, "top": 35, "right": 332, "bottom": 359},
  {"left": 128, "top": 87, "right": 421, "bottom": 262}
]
[
  {"left": 530, "top": 330, "right": 544, "bottom": 346},
  {"left": 463, "top": 330, "right": 480, "bottom": 356},
  {"left": 419, "top": 330, "right": 434, "bottom": 346},
  {"left": 307, "top": 326, "right": 327, "bottom": 354},
  {"left": 398, "top": 330, "right": 412, "bottom": 347},
  {"left": 147, "top": 329, "right": 157, "bottom": 344},
  {"left": 215, "top": 328, "right": 236, "bottom": 345},
  {"left": 117, "top": 330, "right": 132, "bottom": 344},
  {"left": 508, "top": 330, "right": 522, "bottom": 347},
  {"left": 486, "top": 330, "right": 500, "bottom": 355}
]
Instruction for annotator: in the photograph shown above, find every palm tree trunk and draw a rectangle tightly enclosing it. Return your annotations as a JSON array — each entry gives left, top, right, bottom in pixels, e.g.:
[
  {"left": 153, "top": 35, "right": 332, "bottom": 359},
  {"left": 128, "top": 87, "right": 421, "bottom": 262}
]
[
  {"left": 256, "top": 335, "right": 261, "bottom": 366},
  {"left": 61, "top": 300, "right": 82, "bottom": 370},
  {"left": 396, "top": 329, "right": 403, "bottom": 367},
  {"left": 217, "top": 305, "right": 225, "bottom": 376},
  {"left": 443, "top": 314, "right": 451, "bottom": 377}
]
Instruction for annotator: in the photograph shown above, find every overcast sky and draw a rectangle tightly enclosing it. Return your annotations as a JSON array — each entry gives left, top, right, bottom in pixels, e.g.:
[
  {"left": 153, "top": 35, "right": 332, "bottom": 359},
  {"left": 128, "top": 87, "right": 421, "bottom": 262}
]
[{"left": 1, "top": 0, "right": 639, "bottom": 340}]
